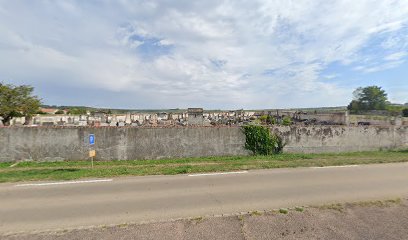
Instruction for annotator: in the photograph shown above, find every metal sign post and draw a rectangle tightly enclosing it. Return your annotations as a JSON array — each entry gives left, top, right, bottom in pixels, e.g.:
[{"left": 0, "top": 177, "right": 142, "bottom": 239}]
[
  {"left": 89, "top": 150, "right": 96, "bottom": 168},
  {"left": 89, "top": 134, "right": 95, "bottom": 169}
]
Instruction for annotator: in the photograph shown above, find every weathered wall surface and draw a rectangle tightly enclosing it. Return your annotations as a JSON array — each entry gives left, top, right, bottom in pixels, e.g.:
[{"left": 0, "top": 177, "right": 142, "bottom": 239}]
[
  {"left": 0, "top": 127, "right": 248, "bottom": 162},
  {"left": 0, "top": 126, "right": 407, "bottom": 162},
  {"left": 272, "top": 126, "right": 408, "bottom": 153}
]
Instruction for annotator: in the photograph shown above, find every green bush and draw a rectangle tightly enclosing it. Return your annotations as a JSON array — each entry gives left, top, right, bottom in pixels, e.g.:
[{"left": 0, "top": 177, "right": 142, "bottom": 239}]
[
  {"left": 259, "top": 115, "right": 276, "bottom": 125},
  {"left": 279, "top": 208, "right": 289, "bottom": 214},
  {"left": 67, "top": 108, "right": 87, "bottom": 115},
  {"left": 36, "top": 110, "right": 47, "bottom": 115},
  {"left": 402, "top": 108, "right": 408, "bottom": 117},
  {"left": 267, "top": 115, "right": 276, "bottom": 124},
  {"left": 259, "top": 115, "right": 268, "bottom": 123},
  {"left": 282, "top": 116, "right": 292, "bottom": 126},
  {"left": 242, "top": 125, "right": 284, "bottom": 155}
]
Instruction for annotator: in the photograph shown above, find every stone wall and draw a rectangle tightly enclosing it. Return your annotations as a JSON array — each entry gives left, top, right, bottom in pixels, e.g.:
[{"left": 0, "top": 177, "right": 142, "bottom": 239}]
[
  {"left": 0, "top": 127, "right": 248, "bottom": 162},
  {"left": 272, "top": 126, "right": 408, "bottom": 153},
  {"left": 0, "top": 126, "right": 407, "bottom": 162}
]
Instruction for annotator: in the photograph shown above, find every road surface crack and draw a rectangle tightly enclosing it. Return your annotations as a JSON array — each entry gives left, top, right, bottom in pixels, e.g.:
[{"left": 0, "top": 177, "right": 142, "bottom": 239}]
[{"left": 238, "top": 215, "right": 251, "bottom": 240}]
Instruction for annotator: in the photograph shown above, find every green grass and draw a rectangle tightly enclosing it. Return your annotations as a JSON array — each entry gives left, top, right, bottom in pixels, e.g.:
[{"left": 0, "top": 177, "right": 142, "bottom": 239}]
[
  {"left": 314, "top": 198, "right": 403, "bottom": 212},
  {"left": 295, "top": 207, "right": 304, "bottom": 212},
  {"left": 279, "top": 208, "right": 289, "bottom": 214},
  {"left": 0, "top": 150, "right": 408, "bottom": 183}
]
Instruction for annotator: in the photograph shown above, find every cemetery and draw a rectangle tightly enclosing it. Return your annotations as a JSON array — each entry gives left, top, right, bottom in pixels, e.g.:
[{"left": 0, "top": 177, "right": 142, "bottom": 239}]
[{"left": 4, "top": 107, "right": 408, "bottom": 128}]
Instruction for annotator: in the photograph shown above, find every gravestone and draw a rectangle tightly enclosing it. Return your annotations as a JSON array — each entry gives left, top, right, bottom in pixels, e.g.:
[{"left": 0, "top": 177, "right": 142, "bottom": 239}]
[
  {"left": 57, "top": 118, "right": 65, "bottom": 126},
  {"left": 101, "top": 115, "right": 107, "bottom": 123},
  {"left": 78, "top": 121, "right": 87, "bottom": 126}
]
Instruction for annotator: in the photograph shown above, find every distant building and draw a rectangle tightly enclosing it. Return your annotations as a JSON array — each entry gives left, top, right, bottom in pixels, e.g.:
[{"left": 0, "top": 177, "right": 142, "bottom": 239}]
[{"left": 188, "top": 108, "right": 204, "bottom": 126}]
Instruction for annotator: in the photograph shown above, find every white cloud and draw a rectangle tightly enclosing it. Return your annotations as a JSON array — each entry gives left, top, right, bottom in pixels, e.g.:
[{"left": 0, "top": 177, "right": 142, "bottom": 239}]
[
  {"left": 384, "top": 51, "right": 407, "bottom": 61},
  {"left": 323, "top": 74, "right": 338, "bottom": 80},
  {"left": 158, "top": 39, "right": 173, "bottom": 46},
  {"left": 357, "top": 60, "right": 405, "bottom": 73},
  {"left": 0, "top": 0, "right": 408, "bottom": 108}
]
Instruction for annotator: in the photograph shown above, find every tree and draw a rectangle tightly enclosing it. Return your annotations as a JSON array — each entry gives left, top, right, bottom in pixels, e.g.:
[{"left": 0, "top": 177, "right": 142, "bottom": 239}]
[
  {"left": 55, "top": 109, "right": 65, "bottom": 115},
  {"left": 67, "top": 108, "right": 87, "bottom": 115},
  {"left": 347, "top": 86, "right": 388, "bottom": 112},
  {"left": 403, "top": 108, "right": 408, "bottom": 117},
  {"left": 0, "top": 83, "right": 41, "bottom": 126}
]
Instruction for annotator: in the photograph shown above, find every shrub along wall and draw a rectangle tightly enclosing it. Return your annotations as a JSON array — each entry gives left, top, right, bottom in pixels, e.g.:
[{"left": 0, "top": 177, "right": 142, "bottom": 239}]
[
  {"left": 0, "top": 126, "right": 407, "bottom": 162},
  {"left": 242, "top": 125, "right": 284, "bottom": 155}
]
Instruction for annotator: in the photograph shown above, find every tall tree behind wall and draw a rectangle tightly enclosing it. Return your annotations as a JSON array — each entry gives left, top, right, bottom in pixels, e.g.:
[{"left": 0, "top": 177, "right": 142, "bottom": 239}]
[
  {"left": 0, "top": 83, "right": 42, "bottom": 126},
  {"left": 347, "top": 86, "right": 388, "bottom": 112}
]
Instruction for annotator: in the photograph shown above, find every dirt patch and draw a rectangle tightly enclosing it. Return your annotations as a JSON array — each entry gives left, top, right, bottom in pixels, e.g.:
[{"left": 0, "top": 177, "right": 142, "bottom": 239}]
[
  {"left": 3, "top": 199, "right": 408, "bottom": 240},
  {"left": 243, "top": 201, "right": 408, "bottom": 240}
]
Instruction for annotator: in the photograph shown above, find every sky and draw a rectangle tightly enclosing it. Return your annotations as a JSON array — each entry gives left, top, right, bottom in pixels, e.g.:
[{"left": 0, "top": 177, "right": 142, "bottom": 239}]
[{"left": 0, "top": 0, "right": 407, "bottom": 109}]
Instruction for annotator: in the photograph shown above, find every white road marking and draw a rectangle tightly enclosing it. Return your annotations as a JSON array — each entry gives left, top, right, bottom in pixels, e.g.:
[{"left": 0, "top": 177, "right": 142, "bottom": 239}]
[
  {"left": 311, "top": 165, "right": 360, "bottom": 169},
  {"left": 188, "top": 171, "right": 248, "bottom": 177},
  {"left": 15, "top": 179, "right": 113, "bottom": 187}
]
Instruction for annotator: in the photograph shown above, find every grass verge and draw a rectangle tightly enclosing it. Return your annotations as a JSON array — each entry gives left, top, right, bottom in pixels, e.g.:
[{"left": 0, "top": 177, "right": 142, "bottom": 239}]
[
  {"left": 313, "top": 198, "right": 403, "bottom": 212},
  {"left": 0, "top": 150, "right": 407, "bottom": 183}
]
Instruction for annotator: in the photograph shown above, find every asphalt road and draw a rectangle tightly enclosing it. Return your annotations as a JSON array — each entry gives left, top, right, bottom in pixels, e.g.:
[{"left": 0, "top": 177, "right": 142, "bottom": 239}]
[{"left": 1, "top": 163, "right": 408, "bottom": 234}]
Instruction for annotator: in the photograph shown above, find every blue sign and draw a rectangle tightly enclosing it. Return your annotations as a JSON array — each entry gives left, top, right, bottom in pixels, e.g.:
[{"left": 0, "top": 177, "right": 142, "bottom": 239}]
[{"left": 89, "top": 134, "right": 95, "bottom": 145}]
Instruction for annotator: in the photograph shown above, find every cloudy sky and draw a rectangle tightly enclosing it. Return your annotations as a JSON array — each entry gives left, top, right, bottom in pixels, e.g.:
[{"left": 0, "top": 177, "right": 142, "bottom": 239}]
[{"left": 0, "top": 1, "right": 407, "bottom": 109}]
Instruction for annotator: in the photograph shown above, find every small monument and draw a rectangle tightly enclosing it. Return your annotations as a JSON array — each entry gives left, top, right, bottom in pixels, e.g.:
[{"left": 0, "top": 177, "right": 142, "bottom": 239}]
[{"left": 187, "top": 108, "right": 204, "bottom": 126}]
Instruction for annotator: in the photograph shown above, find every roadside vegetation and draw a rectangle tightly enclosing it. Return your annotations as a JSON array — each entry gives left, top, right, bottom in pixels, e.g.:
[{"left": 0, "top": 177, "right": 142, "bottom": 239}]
[
  {"left": 0, "top": 150, "right": 408, "bottom": 183},
  {"left": 242, "top": 125, "right": 285, "bottom": 155}
]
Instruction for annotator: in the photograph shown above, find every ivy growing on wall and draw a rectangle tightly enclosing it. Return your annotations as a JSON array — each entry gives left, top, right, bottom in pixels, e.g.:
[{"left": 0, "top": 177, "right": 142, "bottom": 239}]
[{"left": 242, "top": 125, "right": 285, "bottom": 155}]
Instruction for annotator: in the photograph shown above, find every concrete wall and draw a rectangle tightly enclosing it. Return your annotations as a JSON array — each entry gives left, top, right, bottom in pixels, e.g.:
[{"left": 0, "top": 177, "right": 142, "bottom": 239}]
[
  {"left": 0, "top": 126, "right": 407, "bottom": 162},
  {"left": 403, "top": 118, "right": 408, "bottom": 126},
  {"left": 188, "top": 114, "right": 204, "bottom": 125},
  {"left": 0, "top": 127, "right": 248, "bottom": 162},
  {"left": 272, "top": 126, "right": 408, "bottom": 153}
]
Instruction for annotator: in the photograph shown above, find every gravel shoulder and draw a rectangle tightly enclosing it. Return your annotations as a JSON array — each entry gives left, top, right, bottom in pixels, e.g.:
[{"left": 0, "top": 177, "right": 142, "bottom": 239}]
[{"left": 3, "top": 198, "right": 408, "bottom": 240}]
